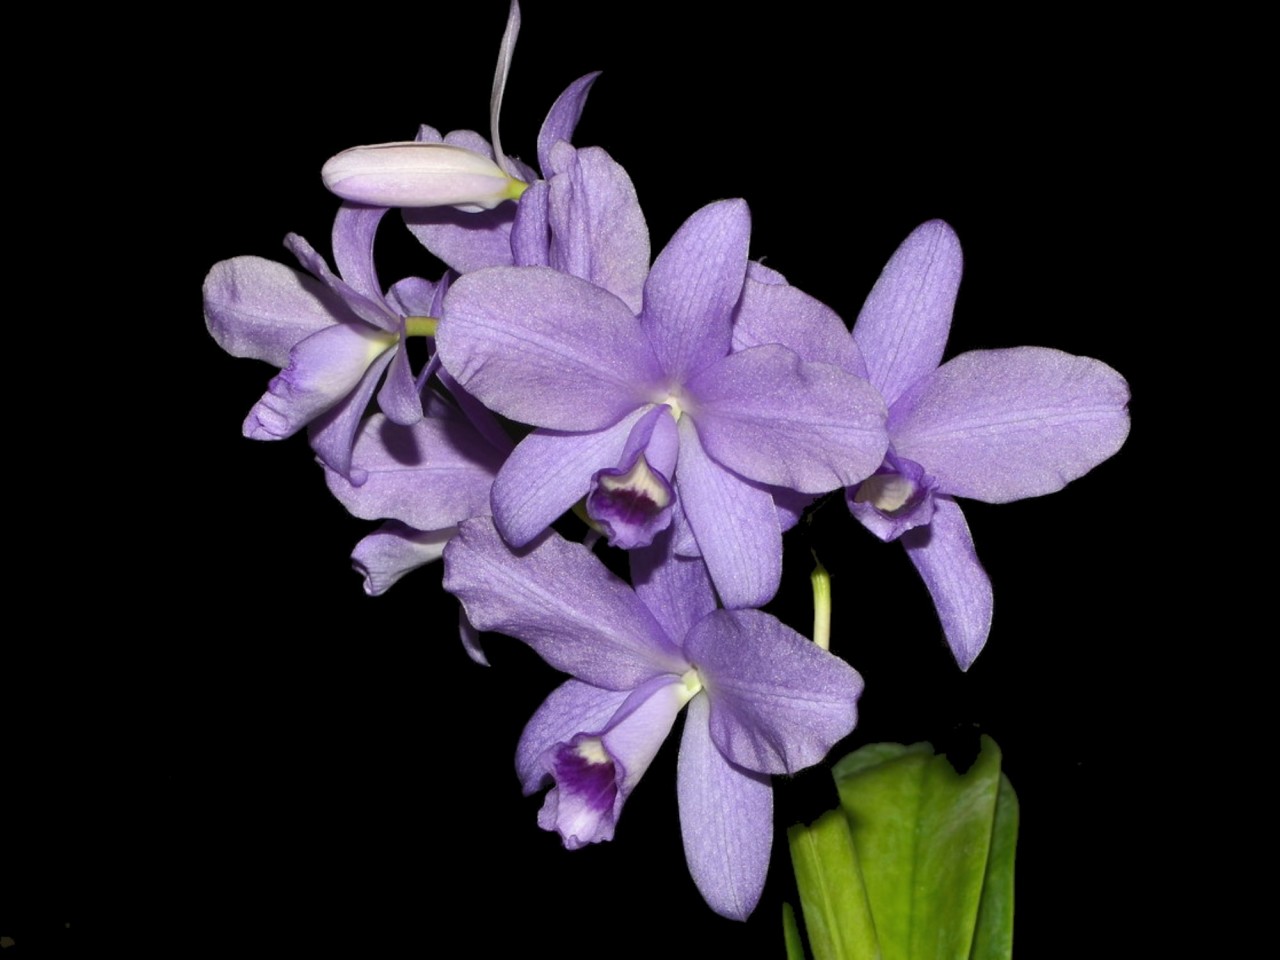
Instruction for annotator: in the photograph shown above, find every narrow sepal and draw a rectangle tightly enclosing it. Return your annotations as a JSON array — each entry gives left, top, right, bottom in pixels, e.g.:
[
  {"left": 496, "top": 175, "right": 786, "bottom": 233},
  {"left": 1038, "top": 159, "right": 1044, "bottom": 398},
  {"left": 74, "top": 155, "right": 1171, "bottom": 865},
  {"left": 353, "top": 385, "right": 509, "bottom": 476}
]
[
  {"left": 677, "top": 695, "right": 772, "bottom": 921},
  {"left": 852, "top": 219, "right": 962, "bottom": 407},
  {"left": 642, "top": 199, "right": 750, "bottom": 382},
  {"left": 675, "top": 418, "right": 781, "bottom": 609},
  {"left": 901, "top": 497, "right": 993, "bottom": 670}
]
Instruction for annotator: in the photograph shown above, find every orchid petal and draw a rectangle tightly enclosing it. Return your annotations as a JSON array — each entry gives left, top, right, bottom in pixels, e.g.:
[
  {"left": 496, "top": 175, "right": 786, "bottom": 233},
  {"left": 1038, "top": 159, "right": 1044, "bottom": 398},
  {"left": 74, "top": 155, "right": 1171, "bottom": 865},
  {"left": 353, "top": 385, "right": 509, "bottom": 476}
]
[
  {"left": 676, "top": 418, "right": 781, "bottom": 609},
  {"left": 384, "top": 275, "right": 438, "bottom": 318},
  {"left": 853, "top": 220, "right": 963, "bottom": 407},
  {"left": 677, "top": 694, "right": 772, "bottom": 921},
  {"left": 891, "top": 347, "right": 1131, "bottom": 503},
  {"left": 902, "top": 497, "right": 993, "bottom": 671},
  {"left": 732, "top": 267, "right": 866, "bottom": 378},
  {"left": 436, "top": 367, "right": 516, "bottom": 458},
  {"left": 772, "top": 485, "right": 813, "bottom": 533},
  {"left": 376, "top": 335, "right": 423, "bottom": 426},
  {"left": 203, "top": 256, "right": 343, "bottom": 368},
  {"left": 516, "top": 679, "right": 631, "bottom": 794},
  {"left": 285, "top": 232, "right": 396, "bottom": 331},
  {"left": 330, "top": 203, "right": 387, "bottom": 304},
  {"left": 350, "top": 522, "right": 453, "bottom": 596},
  {"left": 642, "top": 199, "right": 750, "bottom": 382},
  {"left": 686, "top": 609, "right": 863, "bottom": 775},
  {"left": 688, "top": 344, "right": 888, "bottom": 493},
  {"left": 242, "top": 324, "right": 394, "bottom": 442},
  {"left": 629, "top": 528, "right": 717, "bottom": 645},
  {"left": 490, "top": 410, "right": 645, "bottom": 547},
  {"left": 537, "top": 72, "right": 600, "bottom": 176},
  {"left": 510, "top": 179, "right": 551, "bottom": 267},
  {"left": 439, "top": 266, "right": 662, "bottom": 430},
  {"left": 547, "top": 144, "right": 650, "bottom": 313},
  {"left": 307, "top": 350, "right": 395, "bottom": 481},
  {"left": 324, "top": 414, "right": 503, "bottom": 530},
  {"left": 404, "top": 204, "right": 517, "bottom": 274},
  {"left": 443, "top": 519, "right": 688, "bottom": 688}
]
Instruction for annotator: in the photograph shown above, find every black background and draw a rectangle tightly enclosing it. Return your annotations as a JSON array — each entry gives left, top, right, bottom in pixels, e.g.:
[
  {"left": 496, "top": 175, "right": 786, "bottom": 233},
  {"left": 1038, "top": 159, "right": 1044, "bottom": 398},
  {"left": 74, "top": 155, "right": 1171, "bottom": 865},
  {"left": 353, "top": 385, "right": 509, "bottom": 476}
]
[{"left": 6, "top": 2, "right": 1162, "bottom": 954}]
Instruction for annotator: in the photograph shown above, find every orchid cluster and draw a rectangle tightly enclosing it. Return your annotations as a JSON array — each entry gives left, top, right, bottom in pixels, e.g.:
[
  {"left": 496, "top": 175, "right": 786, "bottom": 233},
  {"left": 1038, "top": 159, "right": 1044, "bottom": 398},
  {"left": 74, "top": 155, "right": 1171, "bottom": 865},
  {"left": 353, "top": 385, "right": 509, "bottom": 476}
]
[{"left": 202, "top": 2, "right": 1129, "bottom": 922}]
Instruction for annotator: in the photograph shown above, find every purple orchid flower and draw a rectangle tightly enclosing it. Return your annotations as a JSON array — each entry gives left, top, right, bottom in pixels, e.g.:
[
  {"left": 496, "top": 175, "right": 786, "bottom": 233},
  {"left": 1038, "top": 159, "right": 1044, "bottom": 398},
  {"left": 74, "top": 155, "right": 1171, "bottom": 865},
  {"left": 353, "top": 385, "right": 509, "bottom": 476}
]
[
  {"left": 437, "top": 198, "right": 888, "bottom": 608},
  {"left": 442, "top": 518, "right": 863, "bottom": 920},
  {"left": 203, "top": 204, "right": 442, "bottom": 480},
  {"left": 843, "top": 220, "right": 1131, "bottom": 669}
]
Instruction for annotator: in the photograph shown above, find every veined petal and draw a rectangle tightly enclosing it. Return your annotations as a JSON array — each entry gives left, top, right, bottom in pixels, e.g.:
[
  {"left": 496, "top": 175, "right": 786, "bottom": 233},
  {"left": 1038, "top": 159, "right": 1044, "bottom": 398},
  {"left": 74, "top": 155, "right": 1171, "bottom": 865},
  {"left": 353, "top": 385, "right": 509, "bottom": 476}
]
[
  {"left": 902, "top": 497, "right": 993, "bottom": 670},
  {"left": 284, "top": 232, "right": 397, "bottom": 332},
  {"left": 731, "top": 266, "right": 866, "bottom": 378},
  {"left": 629, "top": 527, "right": 717, "bottom": 646},
  {"left": 891, "top": 347, "right": 1131, "bottom": 503},
  {"left": 688, "top": 345, "right": 888, "bottom": 493},
  {"left": 242, "top": 324, "right": 394, "bottom": 441},
  {"left": 516, "top": 680, "right": 632, "bottom": 794},
  {"left": 642, "top": 199, "right": 750, "bottom": 382},
  {"left": 330, "top": 203, "right": 387, "bottom": 304},
  {"left": 490, "top": 410, "right": 645, "bottom": 547},
  {"left": 377, "top": 335, "right": 423, "bottom": 426},
  {"left": 853, "top": 220, "right": 963, "bottom": 407},
  {"left": 685, "top": 609, "right": 863, "bottom": 776},
  {"left": 510, "top": 179, "right": 551, "bottom": 267},
  {"left": 404, "top": 204, "right": 517, "bottom": 274},
  {"left": 547, "top": 144, "right": 650, "bottom": 314},
  {"left": 676, "top": 418, "right": 781, "bottom": 609},
  {"left": 350, "top": 522, "right": 453, "bottom": 596},
  {"left": 322, "top": 142, "right": 523, "bottom": 210},
  {"left": 436, "top": 367, "right": 515, "bottom": 458},
  {"left": 324, "top": 414, "right": 503, "bottom": 530},
  {"left": 307, "top": 349, "right": 396, "bottom": 480},
  {"left": 384, "top": 275, "right": 438, "bottom": 318},
  {"left": 443, "top": 519, "right": 688, "bottom": 688},
  {"left": 677, "top": 694, "right": 772, "bottom": 921},
  {"left": 439, "top": 266, "right": 662, "bottom": 430},
  {"left": 203, "top": 256, "right": 344, "bottom": 368},
  {"left": 537, "top": 72, "right": 601, "bottom": 176}
]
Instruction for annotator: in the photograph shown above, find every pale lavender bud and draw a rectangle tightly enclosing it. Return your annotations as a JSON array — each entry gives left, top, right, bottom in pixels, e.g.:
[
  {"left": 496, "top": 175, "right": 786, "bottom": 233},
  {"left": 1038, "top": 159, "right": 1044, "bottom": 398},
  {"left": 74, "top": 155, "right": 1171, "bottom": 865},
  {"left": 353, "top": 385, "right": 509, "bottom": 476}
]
[{"left": 321, "top": 142, "right": 528, "bottom": 211}]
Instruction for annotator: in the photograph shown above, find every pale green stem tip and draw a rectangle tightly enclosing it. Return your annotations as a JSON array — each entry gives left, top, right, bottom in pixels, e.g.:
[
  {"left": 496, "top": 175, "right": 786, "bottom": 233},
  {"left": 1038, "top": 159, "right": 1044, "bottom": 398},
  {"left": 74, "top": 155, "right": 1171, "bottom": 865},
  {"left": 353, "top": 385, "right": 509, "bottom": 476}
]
[
  {"left": 404, "top": 316, "right": 438, "bottom": 338},
  {"left": 810, "top": 554, "right": 831, "bottom": 651}
]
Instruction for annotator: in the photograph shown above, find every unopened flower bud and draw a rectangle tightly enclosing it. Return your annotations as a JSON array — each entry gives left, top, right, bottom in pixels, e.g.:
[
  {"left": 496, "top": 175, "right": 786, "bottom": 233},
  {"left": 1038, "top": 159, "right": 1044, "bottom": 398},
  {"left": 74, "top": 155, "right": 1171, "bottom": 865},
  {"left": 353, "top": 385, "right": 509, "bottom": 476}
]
[{"left": 321, "top": 142, "right": 528, "bottom": 211}]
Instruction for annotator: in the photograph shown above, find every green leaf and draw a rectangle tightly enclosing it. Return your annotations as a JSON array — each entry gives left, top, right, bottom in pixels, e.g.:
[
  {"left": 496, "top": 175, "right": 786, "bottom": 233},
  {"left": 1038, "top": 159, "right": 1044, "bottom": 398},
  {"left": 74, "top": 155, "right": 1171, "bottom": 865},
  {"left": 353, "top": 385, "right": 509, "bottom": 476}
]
[
  {"left": 832, "top": 746, "right": 933, "bottom": 959},
  {"left": 783, "top": 902, "right": 808, "bottom": 960},
  {"left": 831, "top": 737, "right": 1013, "bottom": 960},
  {"left": 788, "top": 809, "right": 881, "bottom": 960},
  {"left": 970, "top": 773, "right": 1018, "bottom": 960}
]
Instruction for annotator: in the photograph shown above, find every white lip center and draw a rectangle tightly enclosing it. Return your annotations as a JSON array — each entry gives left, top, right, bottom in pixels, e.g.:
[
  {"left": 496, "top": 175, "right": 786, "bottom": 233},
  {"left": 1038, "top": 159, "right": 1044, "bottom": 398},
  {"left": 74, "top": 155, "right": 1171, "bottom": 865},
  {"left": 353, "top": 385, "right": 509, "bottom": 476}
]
[{"left": 855, "top": 474, "right": 915, "bottom": 513}]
